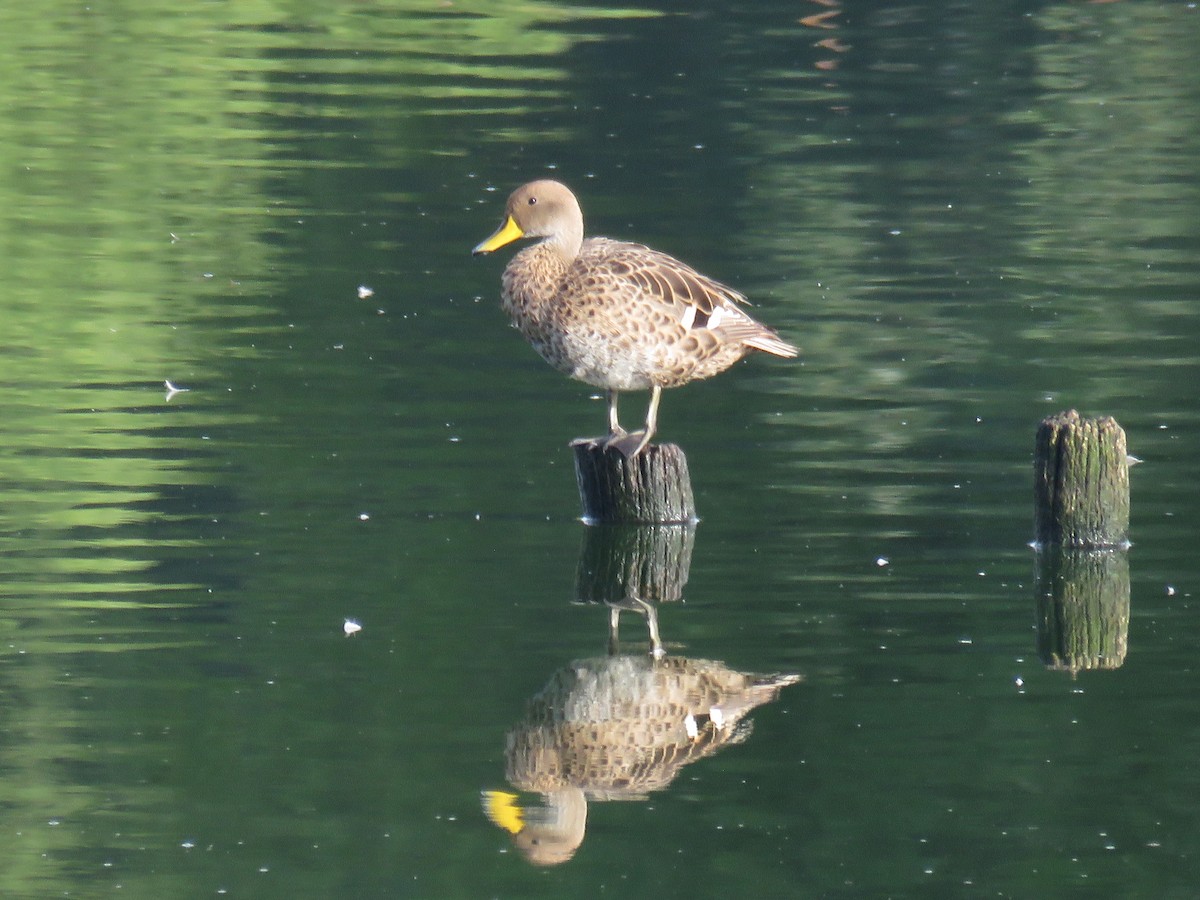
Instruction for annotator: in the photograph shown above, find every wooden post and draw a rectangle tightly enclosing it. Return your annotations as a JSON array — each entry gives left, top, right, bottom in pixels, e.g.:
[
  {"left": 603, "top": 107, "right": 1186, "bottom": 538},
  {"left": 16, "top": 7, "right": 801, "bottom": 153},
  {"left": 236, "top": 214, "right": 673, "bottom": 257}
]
[
  {"left": 1033, "top": 410, "right": 1130, "bottom": 549},
  {"left": 572, "top": 441, "right": 697, "bottom": 525}
]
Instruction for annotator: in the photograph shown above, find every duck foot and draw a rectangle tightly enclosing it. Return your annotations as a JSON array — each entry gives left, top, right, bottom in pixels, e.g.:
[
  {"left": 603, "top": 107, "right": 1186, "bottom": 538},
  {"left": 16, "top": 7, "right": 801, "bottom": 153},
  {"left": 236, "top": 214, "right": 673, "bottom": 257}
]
[
  {"left": 603, "top": 430, "right": 653, "bottom": 458},
  {"left": 569, "top": 428, "right": 651, "bottom": 459},
  {"left": 570, "top": 435, "right": 611, "bottom": 450}
]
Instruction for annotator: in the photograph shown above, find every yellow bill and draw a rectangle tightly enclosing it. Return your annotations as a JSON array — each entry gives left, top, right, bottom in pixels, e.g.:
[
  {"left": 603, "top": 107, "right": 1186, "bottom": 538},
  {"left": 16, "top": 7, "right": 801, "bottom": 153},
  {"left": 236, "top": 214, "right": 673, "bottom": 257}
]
[
  {"left": 480, "top": 790, "right": 525, "bottom": 834},
  {"left": 472, "top": 216, "right": 525, "bottom": 255}
]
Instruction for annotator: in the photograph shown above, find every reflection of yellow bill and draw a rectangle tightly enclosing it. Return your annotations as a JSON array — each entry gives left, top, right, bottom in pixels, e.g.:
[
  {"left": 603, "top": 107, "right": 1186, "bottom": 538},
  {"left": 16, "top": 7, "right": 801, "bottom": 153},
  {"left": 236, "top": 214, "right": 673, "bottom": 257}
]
[
  {"left": 480, "top": 790, "right": 524, "bottom": 834},
  {"left": 472, "top": 216, "right": 525, "bottom": 255}
]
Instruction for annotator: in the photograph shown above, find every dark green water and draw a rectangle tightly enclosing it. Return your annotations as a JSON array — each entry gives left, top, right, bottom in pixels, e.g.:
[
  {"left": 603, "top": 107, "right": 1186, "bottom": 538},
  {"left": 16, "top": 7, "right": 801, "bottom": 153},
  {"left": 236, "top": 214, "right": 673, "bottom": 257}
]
[{"left": 2, "top": 1, "right": 1199, "bottom": 897}]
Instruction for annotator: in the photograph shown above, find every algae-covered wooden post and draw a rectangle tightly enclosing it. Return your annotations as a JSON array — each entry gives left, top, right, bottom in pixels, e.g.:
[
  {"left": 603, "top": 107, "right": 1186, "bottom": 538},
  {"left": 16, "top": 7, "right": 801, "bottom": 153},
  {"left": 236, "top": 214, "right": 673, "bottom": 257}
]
[
  {"left": 572, "top": 440, "right": 697, "bottom": 525},
  {"left": 1033, "top": 410, "right": 1130, "bottom": 549},
  {"left": 1032, "top": 410, "right": 1133, "bottom": 674}
]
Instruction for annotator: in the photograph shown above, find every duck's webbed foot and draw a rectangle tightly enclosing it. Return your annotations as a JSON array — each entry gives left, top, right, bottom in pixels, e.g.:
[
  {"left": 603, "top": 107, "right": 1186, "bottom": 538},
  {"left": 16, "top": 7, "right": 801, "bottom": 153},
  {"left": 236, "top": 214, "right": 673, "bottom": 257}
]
[
  {"left": 569, "top": 424, "right": 626, "bottom": 450},
  {"left": 602, "top": 429, "right": 653, "bottom": 458}
]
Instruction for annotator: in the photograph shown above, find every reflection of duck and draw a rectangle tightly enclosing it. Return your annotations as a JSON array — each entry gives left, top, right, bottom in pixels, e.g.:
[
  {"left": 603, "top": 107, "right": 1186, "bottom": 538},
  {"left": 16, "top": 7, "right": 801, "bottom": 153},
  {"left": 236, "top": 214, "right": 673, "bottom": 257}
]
[
  {"left": 473, "top": 180, "right": 798, "bottom": 457},
  {"left": 482, "top": 655, "right": 800, "bottom": 865}
]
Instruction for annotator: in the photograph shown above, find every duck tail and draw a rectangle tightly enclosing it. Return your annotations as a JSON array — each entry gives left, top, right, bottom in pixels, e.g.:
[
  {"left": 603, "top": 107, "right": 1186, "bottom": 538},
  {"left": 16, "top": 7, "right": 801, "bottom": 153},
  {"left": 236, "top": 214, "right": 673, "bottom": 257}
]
[{"left": 746, "top": 331, "right": 800, "bottom": 358}]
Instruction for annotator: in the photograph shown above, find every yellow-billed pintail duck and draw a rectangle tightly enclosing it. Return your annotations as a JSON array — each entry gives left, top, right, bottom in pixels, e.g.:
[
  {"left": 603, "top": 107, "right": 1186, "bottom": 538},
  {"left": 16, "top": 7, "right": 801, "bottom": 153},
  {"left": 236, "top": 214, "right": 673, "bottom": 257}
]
[{"left": 473, "top": 180, "right": 798, "bottom": 456}]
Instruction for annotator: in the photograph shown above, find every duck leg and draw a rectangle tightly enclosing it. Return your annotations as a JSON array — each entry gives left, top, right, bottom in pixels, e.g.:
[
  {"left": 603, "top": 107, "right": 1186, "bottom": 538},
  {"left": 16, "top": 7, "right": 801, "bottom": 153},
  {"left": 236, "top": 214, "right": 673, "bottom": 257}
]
[
  {"left": 606, "top": 385, "right": 660, "bottom": 458},
  {"left": 606, "top": 389, "right": 627, "bottom": 440},
  {"left": 570, "top": 389, "right": 628, "bottom": 449},
  {"left": 606, "top": 596, "right": 665, "bottom": 658}
]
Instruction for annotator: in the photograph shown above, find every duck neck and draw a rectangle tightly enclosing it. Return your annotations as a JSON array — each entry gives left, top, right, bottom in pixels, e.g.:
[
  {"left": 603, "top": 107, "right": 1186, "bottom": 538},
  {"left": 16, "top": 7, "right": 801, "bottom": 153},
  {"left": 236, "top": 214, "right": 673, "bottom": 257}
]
[{"left": 542, "top": 219, "right": 583, "bottom": 264}]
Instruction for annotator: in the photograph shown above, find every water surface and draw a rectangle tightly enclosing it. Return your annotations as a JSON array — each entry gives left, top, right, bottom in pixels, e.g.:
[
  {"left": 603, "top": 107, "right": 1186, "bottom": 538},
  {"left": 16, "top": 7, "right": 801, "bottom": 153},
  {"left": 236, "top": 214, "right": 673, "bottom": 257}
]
[{"left": 1, "top": 1, "right": 1198, "bottom": 897}]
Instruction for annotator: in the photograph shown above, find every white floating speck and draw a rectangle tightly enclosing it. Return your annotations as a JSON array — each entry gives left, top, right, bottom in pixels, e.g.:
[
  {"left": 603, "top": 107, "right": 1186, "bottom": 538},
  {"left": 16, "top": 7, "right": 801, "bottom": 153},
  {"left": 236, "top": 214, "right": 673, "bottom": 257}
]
[
  {"left": 357, "top": 285, "right": 374, "bottom": 299},
  {"left": 359, "top": 512, "right": 370, "bottom": 521},
  {"left": 1166, "top": 585, "right": 1176, "bottom": 596},
  {"left": 875, "top": 557, "right": 889, "bottom": 567},
  {"left": 343, "top": 619, "right": 362, "bottom": 637},
  {"left": 164, "top": 380, "right": 190, "bottom": 401}
]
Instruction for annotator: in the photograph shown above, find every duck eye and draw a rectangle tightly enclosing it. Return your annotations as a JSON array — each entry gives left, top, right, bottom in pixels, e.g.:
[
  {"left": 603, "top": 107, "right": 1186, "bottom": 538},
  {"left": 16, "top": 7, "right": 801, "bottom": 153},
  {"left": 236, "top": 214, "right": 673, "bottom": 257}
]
[{"left": 528, "top": 197, "right": 537, "bottom": 206}]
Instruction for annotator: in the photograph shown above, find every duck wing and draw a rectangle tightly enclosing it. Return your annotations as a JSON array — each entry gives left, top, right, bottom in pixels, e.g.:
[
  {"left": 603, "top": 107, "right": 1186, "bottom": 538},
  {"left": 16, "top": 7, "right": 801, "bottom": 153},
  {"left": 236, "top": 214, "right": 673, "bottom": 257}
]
[{"left": 577, "top": 239, "right": 798, "bottom": 358}]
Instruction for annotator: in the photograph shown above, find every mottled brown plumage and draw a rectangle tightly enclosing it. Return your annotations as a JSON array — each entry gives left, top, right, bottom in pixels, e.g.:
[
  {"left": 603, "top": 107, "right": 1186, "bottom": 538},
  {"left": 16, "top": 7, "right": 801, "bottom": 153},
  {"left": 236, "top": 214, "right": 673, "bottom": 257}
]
[{"left": 473, "top": 180, "right": 798, "bottom": 456}]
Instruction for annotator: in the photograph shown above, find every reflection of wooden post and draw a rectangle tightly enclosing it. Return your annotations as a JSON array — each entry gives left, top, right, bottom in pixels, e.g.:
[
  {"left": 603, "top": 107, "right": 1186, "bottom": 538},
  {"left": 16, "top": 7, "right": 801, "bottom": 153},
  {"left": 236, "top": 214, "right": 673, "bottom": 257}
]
[
  {"left": 1033, "top": 410, "right": 1130, "bottom": 549},
  {"left": 575, "top": 524, "right": 696, "bottom": 657},
  {"left": 572, "top": 441, "right": 696, "bottom": 525},
  {"left": 576, "top": 524, "right": 695, "bottom": 605},
  {"left": 1036, "top": 549, "right": 1130, "bottom": 674}
]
